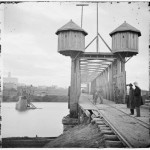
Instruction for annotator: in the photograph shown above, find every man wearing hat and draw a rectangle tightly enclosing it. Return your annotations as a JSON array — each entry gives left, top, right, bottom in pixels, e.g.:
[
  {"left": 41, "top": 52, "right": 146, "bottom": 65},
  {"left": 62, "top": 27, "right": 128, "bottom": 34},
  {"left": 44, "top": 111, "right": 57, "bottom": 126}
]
[
  {"left": 133, "top": 82, "right": 141, "bottom": 117},
  {"left": 127, "top": 83, "right": 135, "bottom": 115}
]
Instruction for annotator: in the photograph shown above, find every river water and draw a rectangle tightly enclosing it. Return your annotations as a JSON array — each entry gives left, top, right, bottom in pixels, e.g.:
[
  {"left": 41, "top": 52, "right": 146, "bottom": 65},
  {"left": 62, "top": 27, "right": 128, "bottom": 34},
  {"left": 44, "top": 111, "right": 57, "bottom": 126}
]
[{"left": 2, "top": 102, "right": 69, "bottom": 138}]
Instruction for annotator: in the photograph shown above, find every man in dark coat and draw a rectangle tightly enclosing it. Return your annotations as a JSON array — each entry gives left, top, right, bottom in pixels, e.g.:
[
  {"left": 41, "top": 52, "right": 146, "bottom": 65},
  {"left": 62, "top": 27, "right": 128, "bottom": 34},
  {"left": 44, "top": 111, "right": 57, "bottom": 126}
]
[
  {"left": 128, "top": 83, "right": 135, "bottom": 115},
  {"left": 93, "top": 89, "right": 97, "bottom": 105},
  {"left": 125, "top": 86, "right": 130, "bottom": 108},
  {"left": 93, "top": 88, "right": 103, "bottom": 105},
  {"left": 133, "top": 82, "right": 141, "bottom": 117},
  {"left": 114, "top": 86, "right": 120, "bottom": 104}
]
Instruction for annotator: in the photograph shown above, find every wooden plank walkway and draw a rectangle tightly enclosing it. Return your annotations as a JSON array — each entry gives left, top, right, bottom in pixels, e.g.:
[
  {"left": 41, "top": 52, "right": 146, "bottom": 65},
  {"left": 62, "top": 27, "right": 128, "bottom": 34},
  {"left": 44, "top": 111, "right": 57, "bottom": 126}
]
[
  {"left": 79, "top": 93, "right": 150, "bottom": 148},
  {"left": 78, "top": 94, "right": 98, "bottom": 117},
  {"left": 78, "top": 94, "right": 97, "bottom": 110}
]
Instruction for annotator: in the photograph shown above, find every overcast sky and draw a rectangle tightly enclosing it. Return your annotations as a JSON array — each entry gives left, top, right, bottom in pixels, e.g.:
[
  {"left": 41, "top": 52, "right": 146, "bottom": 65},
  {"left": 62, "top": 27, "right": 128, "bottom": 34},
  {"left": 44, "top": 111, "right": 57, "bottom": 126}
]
[{"left": 2, "top": 1, "right": 149, "bottom": 90}]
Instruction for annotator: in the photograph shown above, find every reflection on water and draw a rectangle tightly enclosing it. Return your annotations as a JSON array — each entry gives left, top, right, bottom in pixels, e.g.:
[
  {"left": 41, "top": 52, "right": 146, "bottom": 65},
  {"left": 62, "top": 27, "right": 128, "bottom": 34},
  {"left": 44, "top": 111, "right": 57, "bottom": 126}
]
[{"left": 2, "top": 102, "right": 69, "bottom": 138}]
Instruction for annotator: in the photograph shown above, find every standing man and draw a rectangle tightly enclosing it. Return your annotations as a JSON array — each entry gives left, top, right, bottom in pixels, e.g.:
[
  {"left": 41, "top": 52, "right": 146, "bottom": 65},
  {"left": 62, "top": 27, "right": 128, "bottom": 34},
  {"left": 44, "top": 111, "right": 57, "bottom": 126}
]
[
  {"left": 133, "top": 82, "right": 141, "bottom": 117},
  {"left": 92, "top": 88, "right": 96, "bottom": 104},
  {"left": 128, "top": 83, "right": 135, "bottom": 115},
  {"left": 125, "top": 86, "right": 130, "bottom": 108},
  {"left": 98, "top": 88, "right": 103, "bottom": 104},
  {"left": 93, "top": 89, "right": 98, "bottom": 105},
  {"left": 114, "top": 85, "right": 120, "bottom": 104},
  {"left": 93, "top": 88, "right": 103, "bottom": 105}
]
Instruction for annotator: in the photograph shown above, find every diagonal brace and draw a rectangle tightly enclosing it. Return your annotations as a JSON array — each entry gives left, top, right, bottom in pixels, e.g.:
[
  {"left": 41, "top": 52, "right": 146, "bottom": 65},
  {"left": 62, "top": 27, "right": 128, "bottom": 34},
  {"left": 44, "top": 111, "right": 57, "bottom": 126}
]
[
  {"left": 98, "top": 33, "right": 112, "bottom": 52},
  {"left": 85, "top": 36, "right": 97, "bottom": 50}
]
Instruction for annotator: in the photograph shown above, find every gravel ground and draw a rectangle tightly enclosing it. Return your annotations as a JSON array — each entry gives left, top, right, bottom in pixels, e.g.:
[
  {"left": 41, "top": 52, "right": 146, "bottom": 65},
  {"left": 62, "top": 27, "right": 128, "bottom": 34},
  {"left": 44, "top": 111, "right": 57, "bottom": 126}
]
[{"left": 44, "top": 123, "right": 104, "bottom": 148}]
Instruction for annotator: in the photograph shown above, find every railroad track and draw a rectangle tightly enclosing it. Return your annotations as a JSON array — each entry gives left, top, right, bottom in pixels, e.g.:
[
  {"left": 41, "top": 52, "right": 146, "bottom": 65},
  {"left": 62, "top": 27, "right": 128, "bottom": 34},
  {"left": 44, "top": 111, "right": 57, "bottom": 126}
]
[
  {"left": 88, "top": 99, "right": 127, "bottom": 147},
  {"left": 91, "top": 113, "right": 132, "bottom": 148},
  {"left": 87, "top": 97, "right": 149, "bottom": 148},
  {"left": 91, "top": 103, "right": 150, "bottom": 148}
]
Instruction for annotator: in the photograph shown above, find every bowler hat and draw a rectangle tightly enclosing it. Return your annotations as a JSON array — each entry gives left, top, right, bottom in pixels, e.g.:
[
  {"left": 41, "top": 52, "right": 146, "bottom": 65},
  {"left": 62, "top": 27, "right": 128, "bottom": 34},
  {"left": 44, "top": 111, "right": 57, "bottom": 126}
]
[{"left": 126, "top": 83, "right": 133, "bottom": 86}]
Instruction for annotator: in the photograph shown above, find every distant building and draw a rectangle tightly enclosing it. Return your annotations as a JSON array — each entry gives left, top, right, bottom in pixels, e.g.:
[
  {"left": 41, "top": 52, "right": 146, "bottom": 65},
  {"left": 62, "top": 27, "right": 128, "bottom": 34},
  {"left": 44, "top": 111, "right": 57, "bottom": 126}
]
[
  {"left": 18, "top": 83, "right": 26, "bottom": 86},
  {"left": 33, "top": 87, "right": 48, "bottom": 96},
  {"left": 3, "top": 88, "right": 17, "bottom": 98},
  {"left": 3, "top": 72, "right": 18, "bottom": 90},
  {"left": 38, "top": 86, "right": 47, "bottom": 89},
  {"left": 33, "top": 86, "right": 68, "bottom": 96}
]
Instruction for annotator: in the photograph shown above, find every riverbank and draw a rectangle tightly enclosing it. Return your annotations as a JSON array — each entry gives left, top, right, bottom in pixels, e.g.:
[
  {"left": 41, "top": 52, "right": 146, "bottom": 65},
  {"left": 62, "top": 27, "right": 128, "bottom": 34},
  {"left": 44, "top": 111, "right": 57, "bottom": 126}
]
[
  {"left": 44, "top": 123, "right": 104, "bottom": 148},
  {"left": 3, "top": 95, "right": 68, "bottom": 102},
  {"left": 2, "top": 137, "right": 56, "bottom": 148},
  {"left": 2, "top": 123, "right": 104, "bottom": 148}
]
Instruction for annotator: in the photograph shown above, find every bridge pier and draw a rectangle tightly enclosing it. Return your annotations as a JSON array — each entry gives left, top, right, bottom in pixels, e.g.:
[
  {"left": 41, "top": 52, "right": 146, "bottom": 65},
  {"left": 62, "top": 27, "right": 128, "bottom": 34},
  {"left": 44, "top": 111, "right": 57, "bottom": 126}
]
[
  {"left": 62, "top": 56, "right": 81, "bottom": 132},
  {"left": 62, "top": 114, "right": 78, "bottom": 132}
]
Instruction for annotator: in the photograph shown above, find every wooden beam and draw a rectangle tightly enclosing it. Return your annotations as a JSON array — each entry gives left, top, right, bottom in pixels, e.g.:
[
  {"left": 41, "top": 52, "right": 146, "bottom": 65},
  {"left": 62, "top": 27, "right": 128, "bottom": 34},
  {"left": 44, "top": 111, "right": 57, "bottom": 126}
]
[
  {"left": 86, "top": 61, "right": 111, "bottom": 64},
  {"left": 80, "top": 52, "right": 116, "bottom": 58},
  {"left": 80, "top": 58, "right": 115, "bottom": 61},
  {"left": 80, "top": 63, "right": 110, "bottom": 66},
  {"left": 87, "top": 63, "right": 110, "bottom": 66},
  {"left": 80, "top": 68, "right": 106, "bottom": 71}
]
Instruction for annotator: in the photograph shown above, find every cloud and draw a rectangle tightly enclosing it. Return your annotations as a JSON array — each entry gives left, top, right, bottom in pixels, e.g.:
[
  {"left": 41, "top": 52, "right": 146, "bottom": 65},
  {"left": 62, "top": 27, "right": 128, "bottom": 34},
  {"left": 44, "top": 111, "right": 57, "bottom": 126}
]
[
  {"left": 3, "top": 31, "right": 71, "bottom": 87},
  {"left": 3, "top": 2, "right": 149, "bottom": 89}
]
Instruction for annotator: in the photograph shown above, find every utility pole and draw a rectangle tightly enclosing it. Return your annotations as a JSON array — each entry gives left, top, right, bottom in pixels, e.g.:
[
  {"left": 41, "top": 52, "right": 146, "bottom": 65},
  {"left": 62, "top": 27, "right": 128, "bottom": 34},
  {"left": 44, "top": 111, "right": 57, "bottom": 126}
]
[
  {"left": 96, "top": 2, "right": 99, "bottom": 52},
  {"left": 149, "top": 22, "right": 150, "bottom": 97},
  {"left": 76, "top": 4, "right": 89, "bottom": 28}
]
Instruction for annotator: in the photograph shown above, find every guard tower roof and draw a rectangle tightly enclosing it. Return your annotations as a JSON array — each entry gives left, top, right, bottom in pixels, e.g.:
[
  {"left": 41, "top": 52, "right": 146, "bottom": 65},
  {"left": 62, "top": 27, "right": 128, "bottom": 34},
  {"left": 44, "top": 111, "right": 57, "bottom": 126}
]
[
  {"left": 55, "top": 20, "right": 88, "bottom": 36},
  {"left": 109, "top": 21, "right": 141, "bottom": 37}
]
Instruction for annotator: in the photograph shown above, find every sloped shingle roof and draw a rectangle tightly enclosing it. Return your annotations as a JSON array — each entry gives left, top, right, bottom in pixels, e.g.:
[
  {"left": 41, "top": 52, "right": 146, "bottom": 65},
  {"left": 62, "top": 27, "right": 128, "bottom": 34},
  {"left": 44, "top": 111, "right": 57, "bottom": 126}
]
[
  {"left": 55, "top": 20, "right": 88, "bottom": 36},
  {"left": 109, "top": 21, "right": 141, "bottom": 37}
]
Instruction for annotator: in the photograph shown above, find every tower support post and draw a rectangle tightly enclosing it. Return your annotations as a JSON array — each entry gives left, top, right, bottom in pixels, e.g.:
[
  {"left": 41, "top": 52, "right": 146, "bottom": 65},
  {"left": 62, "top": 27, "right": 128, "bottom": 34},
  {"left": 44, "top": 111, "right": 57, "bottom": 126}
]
[{"left": 70, "top": 57, "right": 81, "bottom": 118}]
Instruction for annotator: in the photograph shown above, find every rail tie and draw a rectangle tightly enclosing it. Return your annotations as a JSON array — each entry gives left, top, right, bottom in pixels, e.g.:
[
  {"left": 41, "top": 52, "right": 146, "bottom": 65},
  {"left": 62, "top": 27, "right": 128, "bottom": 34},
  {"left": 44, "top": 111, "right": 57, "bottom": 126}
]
[{"left": 92, "top": 117, "right": 128, "bottom": 148}]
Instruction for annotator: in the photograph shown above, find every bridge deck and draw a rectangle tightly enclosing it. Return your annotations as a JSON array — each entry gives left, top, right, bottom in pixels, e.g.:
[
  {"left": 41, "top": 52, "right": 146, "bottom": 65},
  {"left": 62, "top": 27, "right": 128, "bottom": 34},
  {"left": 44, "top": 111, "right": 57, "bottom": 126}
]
[{"left": 79, "top": 93, "right": 150, "bottom": 148}]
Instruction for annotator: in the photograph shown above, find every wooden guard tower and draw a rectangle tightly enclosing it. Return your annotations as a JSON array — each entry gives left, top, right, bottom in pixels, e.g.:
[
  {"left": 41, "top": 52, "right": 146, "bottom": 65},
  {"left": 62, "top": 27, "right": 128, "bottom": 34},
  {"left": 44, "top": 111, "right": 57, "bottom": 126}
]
[
  {"left": 56, "top": 20, "right": 88, "bottom": 118},
  {"left": 110, "top": 21, "right": 141, "bottom": 57},
  {"left": 109, "top": 21, "right": 141, "bottom": 103},
  {"left": 56, "top": 20, "right": 88, "bottom": 57}
]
